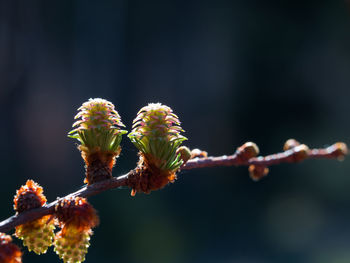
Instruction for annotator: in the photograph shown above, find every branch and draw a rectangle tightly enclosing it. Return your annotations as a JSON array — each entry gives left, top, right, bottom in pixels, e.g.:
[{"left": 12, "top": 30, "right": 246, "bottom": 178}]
[
  {"left": 183, "top": 141, "right": 347, "bottom": 169},
  {"left": 0, "top": 140, "right": 347, "bottom": 233}
]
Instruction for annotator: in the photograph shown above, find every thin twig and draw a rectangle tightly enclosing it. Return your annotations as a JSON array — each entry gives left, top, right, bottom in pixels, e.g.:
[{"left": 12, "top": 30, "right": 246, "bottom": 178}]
[
  {"left": 182, "top": 142, "right": 347, "bottom": 169},
  {"left": 0, "top": 141, "right": 347, "bottom": 233}
]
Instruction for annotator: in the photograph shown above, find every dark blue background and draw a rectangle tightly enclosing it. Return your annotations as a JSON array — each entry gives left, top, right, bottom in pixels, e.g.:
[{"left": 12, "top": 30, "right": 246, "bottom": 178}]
[{"left": 1, "top": 1, "right": 350, "bottom": 262}]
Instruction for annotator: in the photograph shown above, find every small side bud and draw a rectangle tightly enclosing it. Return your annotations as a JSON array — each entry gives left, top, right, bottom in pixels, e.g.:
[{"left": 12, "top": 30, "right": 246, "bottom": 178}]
[
  {"left": 236, "top": 142, "right": 259, "bottom": 162},
  {"left": 54, "top": 197, "right": 99, "bottom": 263},
  {"left": 13, "top": 180, "right": 55, "bottom": 255},
  {"left": 0, "top": 233, "right": 22, "bottom": 263},
  {"left": 249, "top": 165, "right": 269, "bottom": 181},
  {"left": 190, "top": 148, "right": 208, "bottom": 159},
  {"left": 176, "top": 146, "right": 192, "bottom": 164},
  {"left": 292, "top": 144, "right": 310, "bottom": 162},
  {"left": 283, "top": 139, "right": 300, "bottom": 151},
  {"left": 327, "top": 142, "right": 348, "bottom": 161}
]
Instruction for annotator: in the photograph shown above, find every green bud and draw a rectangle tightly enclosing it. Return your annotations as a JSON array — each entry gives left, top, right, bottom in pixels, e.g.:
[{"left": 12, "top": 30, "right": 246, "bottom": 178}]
[
  {"left": 68, "top": 98, "right": 127, "bottom": 153},
  {"left": 128, "top": 103, "right": 187, "bottom": 172}
]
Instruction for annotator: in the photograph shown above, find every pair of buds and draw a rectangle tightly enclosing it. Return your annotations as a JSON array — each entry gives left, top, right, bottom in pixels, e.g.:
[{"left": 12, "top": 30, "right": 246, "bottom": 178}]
[
  {"left": 68, "top": 99, "right": 190, "bottom": 195},
  {"left": 13, "top": 180, "right": 98, "bottom": 263}
]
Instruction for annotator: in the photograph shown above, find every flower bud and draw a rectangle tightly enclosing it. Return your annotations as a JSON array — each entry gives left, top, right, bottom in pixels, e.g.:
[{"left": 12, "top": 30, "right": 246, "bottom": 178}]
[
  {"left": 292, "top": 144, "right": 310, "bottom": 162},
  {"left": 68, "top": 98, "right": 127, "bottom": 184},
  {"left": 0, "top": 232, "right": 22, "bottom": 263},
  {"left": 54, "top": 197, "right": 99, "bottom": 263},
  {"left": 13, "top": 180, "right": 55, "bottom": 254},
  {"left": 248, "top": 165, "right": 269, "bottom": 181},
  {"left": 14, "top": 180, "right": 46, "bottom": 213},
  {"left": 236, "top": 142, "right": 259, "bottom": 161},
  {"left": 176, "top": 146, "right": 192, "bottom": 164},
  {"left": 128, "top": 103, "right": 187, "bottom": 194},
  {"left": 327, "top": 142, "right": 348, "bottom": 161},
  {"left": 283, "top": 139, "right": 300, "bottom": 151},
  {"left": 190, "top": 148, "right": 208, "bottom": 159}
]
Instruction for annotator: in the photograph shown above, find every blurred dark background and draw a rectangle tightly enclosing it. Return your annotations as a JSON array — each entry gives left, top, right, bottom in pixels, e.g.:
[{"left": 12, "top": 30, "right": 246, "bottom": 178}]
[{"left": 1, "top": 0, "right": 350, "bottom": 262}]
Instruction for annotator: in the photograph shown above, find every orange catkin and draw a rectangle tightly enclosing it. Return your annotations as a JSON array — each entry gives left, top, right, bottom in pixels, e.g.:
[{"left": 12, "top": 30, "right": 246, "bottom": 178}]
[
  {"left": 13, "top": 180, "right": 55, "bottom": 255},
  {"left": 0, "top": 232, "right": 22, "bottom": 263},
  {"left": 54, "top": 197, "right": 99, "bottom": 263},
  {"left": 14, "top": 180, "right": 46, "bottom": 213}
]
